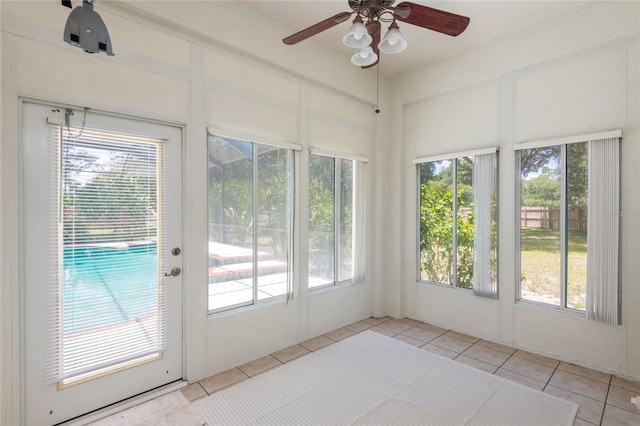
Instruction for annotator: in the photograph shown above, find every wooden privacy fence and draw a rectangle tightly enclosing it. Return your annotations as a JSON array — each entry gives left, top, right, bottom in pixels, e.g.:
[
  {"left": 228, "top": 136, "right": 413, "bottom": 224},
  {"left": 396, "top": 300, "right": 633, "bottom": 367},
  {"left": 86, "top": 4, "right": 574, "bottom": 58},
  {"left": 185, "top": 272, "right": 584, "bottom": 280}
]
[{"left": 521, "top": 206, "right": 587, "bottom": 232}]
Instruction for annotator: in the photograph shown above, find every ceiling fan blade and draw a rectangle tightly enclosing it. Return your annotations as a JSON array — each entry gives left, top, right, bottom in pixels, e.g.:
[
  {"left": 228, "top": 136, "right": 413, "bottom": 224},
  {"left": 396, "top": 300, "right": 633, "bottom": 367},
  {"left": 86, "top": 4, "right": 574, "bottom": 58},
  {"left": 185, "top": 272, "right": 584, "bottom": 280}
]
[
  {"left": 362, "top": 21, "right": 381, "bottom": 69},
  {"left": 395, "top": 2, "right": 470, "bottom": 37},
  {"left": 283, "top": 12, "right": 352, "bottom": 45}
]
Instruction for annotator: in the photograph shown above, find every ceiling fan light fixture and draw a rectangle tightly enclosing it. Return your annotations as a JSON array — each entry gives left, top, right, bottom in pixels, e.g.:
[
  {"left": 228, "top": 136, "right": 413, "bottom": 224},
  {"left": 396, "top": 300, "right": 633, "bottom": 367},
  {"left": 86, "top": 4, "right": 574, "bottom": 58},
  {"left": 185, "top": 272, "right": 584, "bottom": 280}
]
[
  {"left": 342, "top": 16, "right": 372, "bottom": 48},
  {"left": 378, "top": 21, "right": 407, "bottom": 54},
  {"left": 350, "top": 45, "right": 378, "bottom": 67}
]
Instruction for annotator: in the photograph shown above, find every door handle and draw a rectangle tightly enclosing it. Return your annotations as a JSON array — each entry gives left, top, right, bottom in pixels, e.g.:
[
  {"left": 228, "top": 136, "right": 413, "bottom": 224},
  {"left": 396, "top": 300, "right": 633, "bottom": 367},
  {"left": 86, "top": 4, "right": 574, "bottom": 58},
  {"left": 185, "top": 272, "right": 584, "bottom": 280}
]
[{"left": 164, "top": 267, "right": 181, "bottom": 277}]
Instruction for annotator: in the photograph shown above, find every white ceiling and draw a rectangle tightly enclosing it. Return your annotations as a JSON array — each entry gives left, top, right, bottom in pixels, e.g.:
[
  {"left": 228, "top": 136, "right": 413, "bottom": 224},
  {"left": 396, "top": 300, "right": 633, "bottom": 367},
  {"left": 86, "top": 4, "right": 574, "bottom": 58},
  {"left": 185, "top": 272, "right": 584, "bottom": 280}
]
[{"left": 240, "top": 0, "right": 590, "bottom": 76}]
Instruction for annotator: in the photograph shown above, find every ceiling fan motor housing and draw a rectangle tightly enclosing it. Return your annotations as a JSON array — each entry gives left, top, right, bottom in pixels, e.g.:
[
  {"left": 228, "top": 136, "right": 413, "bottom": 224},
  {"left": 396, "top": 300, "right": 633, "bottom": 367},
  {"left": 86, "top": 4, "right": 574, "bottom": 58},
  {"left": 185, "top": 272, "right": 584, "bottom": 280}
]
[{"left": 349, "top": 0, "right": 395, "bottom": 11}]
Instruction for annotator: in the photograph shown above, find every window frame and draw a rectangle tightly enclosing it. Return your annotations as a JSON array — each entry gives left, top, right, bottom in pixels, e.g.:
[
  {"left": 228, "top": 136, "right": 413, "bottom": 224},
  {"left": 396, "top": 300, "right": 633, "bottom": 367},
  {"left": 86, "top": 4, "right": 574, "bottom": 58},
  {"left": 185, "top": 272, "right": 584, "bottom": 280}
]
[
  {"left": 308, "top": 150, "right": 365, "bottom": 291},
  {"left": 414, "top": 147, "right": 499, "bottom": 297},
  {"left": 206, "top": 131, "right": 300, "bottom": 314},
  {"left": 514, "top": 130, "right": 621, "bottom": 319}
]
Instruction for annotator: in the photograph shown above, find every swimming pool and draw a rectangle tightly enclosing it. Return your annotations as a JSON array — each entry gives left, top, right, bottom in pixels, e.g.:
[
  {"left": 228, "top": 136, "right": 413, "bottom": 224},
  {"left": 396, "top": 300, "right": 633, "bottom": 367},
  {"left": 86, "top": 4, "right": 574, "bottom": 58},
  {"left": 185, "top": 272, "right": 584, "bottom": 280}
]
[{"left": 63, "top": 243, "right": 160, "bottom": 334}]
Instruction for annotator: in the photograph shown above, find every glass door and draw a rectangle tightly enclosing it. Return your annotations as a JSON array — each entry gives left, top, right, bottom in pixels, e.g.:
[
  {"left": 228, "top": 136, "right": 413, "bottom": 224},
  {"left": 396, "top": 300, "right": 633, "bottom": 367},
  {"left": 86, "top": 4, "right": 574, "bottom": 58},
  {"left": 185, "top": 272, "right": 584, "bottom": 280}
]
[{"left": 22, "top": 101, "right": 183, "bottom": 425}]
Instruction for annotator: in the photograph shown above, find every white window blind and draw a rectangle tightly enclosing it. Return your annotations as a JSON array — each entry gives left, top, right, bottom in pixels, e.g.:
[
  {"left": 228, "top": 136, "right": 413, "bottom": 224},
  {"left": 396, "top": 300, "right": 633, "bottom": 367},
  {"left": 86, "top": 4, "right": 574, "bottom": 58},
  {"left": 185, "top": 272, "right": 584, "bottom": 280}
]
[
  {"left": 586, "top": 137, "right": 620, "bottom": 324},
  {"left": 45, "top": 124, "right": 167, "bottom": 384},
  {"left": 473, "top": 153, "right": 498, "bottom": 298}
]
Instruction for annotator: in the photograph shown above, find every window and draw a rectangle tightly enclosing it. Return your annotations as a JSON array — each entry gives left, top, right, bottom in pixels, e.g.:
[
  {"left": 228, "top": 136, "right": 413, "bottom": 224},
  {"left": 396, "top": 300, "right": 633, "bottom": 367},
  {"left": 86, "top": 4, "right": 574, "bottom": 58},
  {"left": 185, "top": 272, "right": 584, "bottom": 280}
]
[
  {"left": 417, "top": 149, "right": 498, "bottom": 298},
  {"left": 516, "top": 132, "right": 620, "bottom": 323},
  {"left": 47, "top": 126, "right": 168, "bottom": 384},
  {"left": 207, "top": 134, "right": 293, "bottom": 312},
  {"left": 308, "top": 153, "right": 355, "bottom": 288}
]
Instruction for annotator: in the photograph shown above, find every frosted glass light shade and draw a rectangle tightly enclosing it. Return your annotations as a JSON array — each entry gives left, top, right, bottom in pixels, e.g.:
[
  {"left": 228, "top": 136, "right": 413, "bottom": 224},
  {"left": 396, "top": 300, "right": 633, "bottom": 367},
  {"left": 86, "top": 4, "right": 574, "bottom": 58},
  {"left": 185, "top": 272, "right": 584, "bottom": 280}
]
[
  {"left": 342, "top": 16, "right": 372, "bottom": 48},
  {"left": 378, "top": 22, "right": 407, "bottom": 54},
  {"left": 351, "top": 46, "right": 378, "bottom": 66}
]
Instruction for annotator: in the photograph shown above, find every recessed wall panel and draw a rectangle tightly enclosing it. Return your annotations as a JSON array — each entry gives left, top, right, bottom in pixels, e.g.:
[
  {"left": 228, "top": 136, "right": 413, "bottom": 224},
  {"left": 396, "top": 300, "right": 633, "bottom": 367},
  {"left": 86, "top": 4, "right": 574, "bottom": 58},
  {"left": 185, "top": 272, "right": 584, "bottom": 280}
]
[
  {"left": 307, "top": 87, "right": 373, "bottom": 156},
  {"left": 14, "top": 38, "right": 188, "bottom": 120},
  {"left": 204, "top": 49, "right": 299, "bottom": 108},
  {"left": 516, "top": 49, "right": 624, "bottom": 142},
  {"left": 207, "top": 90, "right": 298, "bottom": 142},
  {"left": 405, "top": 83, "right": 498, "bottom": 158}
]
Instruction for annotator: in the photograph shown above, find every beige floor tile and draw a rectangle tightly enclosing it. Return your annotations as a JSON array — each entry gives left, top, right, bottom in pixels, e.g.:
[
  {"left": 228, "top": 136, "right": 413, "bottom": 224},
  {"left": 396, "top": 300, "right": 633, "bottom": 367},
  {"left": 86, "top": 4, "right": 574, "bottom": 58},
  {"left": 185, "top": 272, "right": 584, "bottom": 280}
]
[
  {"left": 392, "top": 333, "right": 424, "bottom": 347},
  {"left": 180, "top": 382, "right": 208, "bottom": 402},
  {"left": 606, "top": 385, "right": 640, "bottom": 414},
  {"left": 444, "top": 330, "right": 480, "bottom": 343},
  {"left": 454, "top": 355, "right": 498, "bottom": 374},
  {"left": 369, "top": 325, "right": 398, "bottom": 337},
  {"left": 549, "top": 369, "right": 609, "bottom": 402},
  {"left": 271, "top": 344, "right": 311, "bottom": 363},
  {"left": 366, "top": 316, "right": 391, "bottom": 325},
  {"left": 397, "top": 317, "right": 421, "bottom": 326},
  {"left": 417, "top": 322, "right": 448, "bottom": 335},
  {"left": 513, "top": 349, "right": 560, "bottom": 368},
  {"left": 429, "top": 334, "right": 474, "bottom": 353},
  {"left": 300, "top": 335, "right": 334, "bottom": 351},
  {"left": 495, "top": 368, "right": 546, "bottom": 391},
  {"left": 200, "top": 368, "right": 248, "bottom": 394},
  {"left": 558, "top": 362, "right": 612, "bottom": 384},
  {"left": 376, "top": 319, "right": 413, "bottom": 333},
  {"left": 401, "top": 326, "right": 441, "bottom": 343},
  {"left": 611, "top": 376, "right": 640, "bottom": 393},
  {"left": 601, "top": 404, "right": 640, "bottom": 425},
  {"left": 420, "top": 343, "right": 458, "bottom": 359},
  {"left": 345, "top": 319, "right": 374, "bottom": 333},
  {"left": 324, "top": 327, "right": 356, "bottom": 342},
  {"left": 476, "top": 339, "right": 516, "bottom": 355},
  {"left": 572, "top": 417, "right": 598, "bottom": 426},
  {"left": 91, "top": 392, "right": 203, "bottom": 426},
  {"left": 501, "top": 356, "right": 555, "bottom": 383},
  {"left": 544, "top": 385, "right": 605, "bottom": 425},
  {"left": 238, "top": 355, "right": 281, "bottom": 377},
  {"left": 462, "top": 344, "right": 511, "bottom": 367}
]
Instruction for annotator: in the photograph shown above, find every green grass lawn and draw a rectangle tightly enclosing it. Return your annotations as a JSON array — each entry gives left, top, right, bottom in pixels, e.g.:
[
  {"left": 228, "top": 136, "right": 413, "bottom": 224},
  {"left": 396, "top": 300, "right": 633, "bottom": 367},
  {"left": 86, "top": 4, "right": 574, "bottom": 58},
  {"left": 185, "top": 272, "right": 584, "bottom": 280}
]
[{"left": 520, "top": 228, "right": 587, "bottom": 309}]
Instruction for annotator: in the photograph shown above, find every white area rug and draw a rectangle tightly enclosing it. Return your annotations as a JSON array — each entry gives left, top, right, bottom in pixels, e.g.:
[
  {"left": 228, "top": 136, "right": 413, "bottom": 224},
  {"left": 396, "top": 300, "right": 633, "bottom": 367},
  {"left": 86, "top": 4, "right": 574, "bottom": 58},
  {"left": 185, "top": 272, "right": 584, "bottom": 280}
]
[{"left": 194, "top": 331, "right": 578, "bottom": 425}]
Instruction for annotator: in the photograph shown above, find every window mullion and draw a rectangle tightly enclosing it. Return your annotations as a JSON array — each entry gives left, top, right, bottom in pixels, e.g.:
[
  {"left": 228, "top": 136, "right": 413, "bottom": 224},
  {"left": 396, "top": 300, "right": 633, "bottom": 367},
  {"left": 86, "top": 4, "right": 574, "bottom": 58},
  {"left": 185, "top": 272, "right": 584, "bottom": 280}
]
[
  {"left": 334, "top": 158, "right": 341, "bottom": 283},
  {"left": 252, "top": 146, "right": 259, "bottom": 304},
  {"left": 452, "top": 159, "right": 458, "bottom": 287},
  {"left": 560, "top": 145, "right": 568, "bottom": 309},
  {"left": 515, "top": 154, "right": 523, "bottom": 300}
]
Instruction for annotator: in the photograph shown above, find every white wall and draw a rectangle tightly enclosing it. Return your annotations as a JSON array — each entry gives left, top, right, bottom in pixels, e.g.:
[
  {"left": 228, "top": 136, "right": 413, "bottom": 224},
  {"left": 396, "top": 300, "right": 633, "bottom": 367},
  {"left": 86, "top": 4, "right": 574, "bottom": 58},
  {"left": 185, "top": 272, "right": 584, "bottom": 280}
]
[
  {"left": 0, "top": 1, "right": 386, "bottom": 424},
  {"left": 4, "top": 0, "right": 638, "bottom": 424},
  {"left": 388, "top": 1, "right": 640, "bottom": 380}
]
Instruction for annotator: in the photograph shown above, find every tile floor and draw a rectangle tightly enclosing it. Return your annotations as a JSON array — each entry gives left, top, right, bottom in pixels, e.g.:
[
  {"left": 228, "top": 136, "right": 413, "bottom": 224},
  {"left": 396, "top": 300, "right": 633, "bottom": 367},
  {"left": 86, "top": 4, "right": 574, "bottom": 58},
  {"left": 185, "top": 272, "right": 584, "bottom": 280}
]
[{"left": 180, "top": 317, "right": 640, "bottom": 426}]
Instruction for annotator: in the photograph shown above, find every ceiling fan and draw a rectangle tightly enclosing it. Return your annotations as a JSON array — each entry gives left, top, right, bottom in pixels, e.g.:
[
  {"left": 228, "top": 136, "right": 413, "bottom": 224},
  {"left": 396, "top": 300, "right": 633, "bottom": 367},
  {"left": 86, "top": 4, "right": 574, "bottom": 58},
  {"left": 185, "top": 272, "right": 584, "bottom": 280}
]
[{"left": 283, "top": 0, "right": 470, "bottom": 68}]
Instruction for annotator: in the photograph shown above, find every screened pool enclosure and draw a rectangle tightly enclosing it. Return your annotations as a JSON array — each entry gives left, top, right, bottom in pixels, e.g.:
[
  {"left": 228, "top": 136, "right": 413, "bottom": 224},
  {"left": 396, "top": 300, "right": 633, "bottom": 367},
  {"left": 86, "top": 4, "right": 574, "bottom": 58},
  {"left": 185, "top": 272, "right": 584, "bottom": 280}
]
[{"left": 207, "top": 134, "right": 293, "bottom": 312}]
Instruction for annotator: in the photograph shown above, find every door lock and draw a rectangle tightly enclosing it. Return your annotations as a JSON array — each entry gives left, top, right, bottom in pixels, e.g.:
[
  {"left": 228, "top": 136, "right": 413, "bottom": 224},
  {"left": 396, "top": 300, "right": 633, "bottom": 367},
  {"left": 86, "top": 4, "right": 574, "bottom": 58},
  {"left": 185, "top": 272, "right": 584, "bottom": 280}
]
[{"left": 164, "top": 267, "right": 181, "bottom": 277}]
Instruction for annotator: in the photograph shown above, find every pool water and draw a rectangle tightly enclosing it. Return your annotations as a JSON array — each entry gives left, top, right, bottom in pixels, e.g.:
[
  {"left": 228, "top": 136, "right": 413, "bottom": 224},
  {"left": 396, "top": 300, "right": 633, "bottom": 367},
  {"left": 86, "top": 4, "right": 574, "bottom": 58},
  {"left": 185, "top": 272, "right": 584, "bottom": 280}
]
[{"left": 63, "top": 243, "right": 160, "bottom": 334}]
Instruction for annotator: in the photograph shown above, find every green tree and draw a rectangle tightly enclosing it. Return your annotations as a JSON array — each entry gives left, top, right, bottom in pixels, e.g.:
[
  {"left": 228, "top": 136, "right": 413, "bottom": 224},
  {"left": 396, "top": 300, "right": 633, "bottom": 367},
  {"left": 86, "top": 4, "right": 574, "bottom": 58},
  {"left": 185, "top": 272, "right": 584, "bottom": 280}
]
[
  {"left": 520, "top": 143, "right": 587, "bottom": 208},
  {"left": 419, "top": 172, "right": 474, "bottom": 288},
  {"left": 567, "top": 143, "right": 587, "bottom": 208},
  {"left": 68, "top": 155, "right": 156, "bottom": 243},
  {"left": 521, "top": 172, "right": 560, "bottom": 207}
]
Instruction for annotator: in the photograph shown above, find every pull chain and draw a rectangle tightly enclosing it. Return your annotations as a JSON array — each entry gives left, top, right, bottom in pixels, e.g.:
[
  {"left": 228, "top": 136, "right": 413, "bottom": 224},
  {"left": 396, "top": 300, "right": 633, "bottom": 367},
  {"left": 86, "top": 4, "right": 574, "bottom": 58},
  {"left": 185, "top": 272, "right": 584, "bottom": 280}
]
[
  {"left": 375, "top": 64, "right": 381, "bottom": 114},
  {"left": 65, "top": 107, "right": 88, "bottom": 139}
]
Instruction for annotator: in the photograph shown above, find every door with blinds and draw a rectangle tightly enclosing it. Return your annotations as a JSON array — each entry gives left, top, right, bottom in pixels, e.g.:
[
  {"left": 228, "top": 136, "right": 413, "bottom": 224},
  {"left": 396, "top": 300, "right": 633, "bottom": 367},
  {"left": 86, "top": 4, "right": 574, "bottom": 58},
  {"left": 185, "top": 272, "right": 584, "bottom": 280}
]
[{"left": 21, "top": 101, "right": 183, "bottom": 425}]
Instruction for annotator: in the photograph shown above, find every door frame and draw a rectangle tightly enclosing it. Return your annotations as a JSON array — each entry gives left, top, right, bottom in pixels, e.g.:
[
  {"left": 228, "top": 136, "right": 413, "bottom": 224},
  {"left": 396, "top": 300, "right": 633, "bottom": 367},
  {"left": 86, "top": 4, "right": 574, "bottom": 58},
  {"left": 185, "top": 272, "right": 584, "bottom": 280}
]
[{"left": 18, "top": 98, "right": 187, "bottom": 425}]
